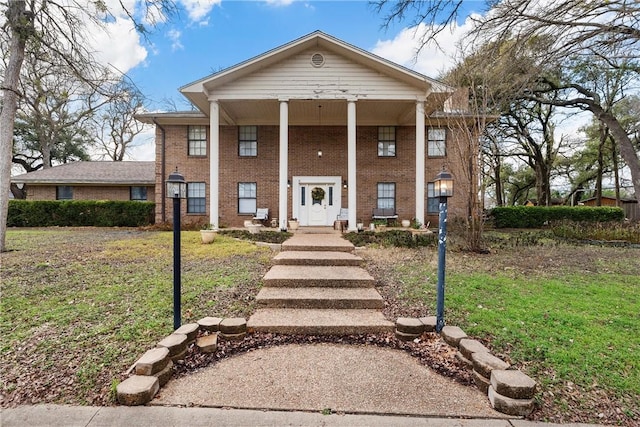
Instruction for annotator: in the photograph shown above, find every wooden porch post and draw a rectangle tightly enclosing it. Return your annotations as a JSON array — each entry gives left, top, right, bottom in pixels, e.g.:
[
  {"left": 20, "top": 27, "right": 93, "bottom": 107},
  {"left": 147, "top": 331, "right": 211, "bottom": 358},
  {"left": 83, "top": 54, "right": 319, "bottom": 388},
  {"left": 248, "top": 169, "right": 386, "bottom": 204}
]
[
  {"left": 279, "top": 99, "right": 289, "bottom": 230},
  {"left": 415, "top": 100, "right": 426, "bottom": 226},
  {"left": 209, "top": 100, "right": 219, "bottom": 229},
  {"left": 347, "top": 98, "right": 357, "bottom": 231}
]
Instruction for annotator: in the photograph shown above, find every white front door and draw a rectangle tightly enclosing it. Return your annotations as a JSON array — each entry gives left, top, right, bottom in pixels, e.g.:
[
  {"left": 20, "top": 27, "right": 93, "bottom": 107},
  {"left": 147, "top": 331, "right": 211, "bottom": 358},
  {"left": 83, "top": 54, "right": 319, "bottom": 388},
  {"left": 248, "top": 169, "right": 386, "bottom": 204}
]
[
  {"left": 308, "top": 185, "right": 329, "bottom": 226},
  {"left": 292, "top": 176, "right": 342, "bottom": 226}
]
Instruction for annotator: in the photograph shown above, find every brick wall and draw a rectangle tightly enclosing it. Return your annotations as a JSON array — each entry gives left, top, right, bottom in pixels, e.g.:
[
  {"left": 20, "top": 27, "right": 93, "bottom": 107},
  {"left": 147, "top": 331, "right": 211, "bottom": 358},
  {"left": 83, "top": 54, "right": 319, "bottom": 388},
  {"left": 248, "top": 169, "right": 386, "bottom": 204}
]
[
  {"left": 157, "top": 124, "right": 472, "bottom": 227},
  {"left": 27, "top": 185, "right": 154, "bottom": 201}
]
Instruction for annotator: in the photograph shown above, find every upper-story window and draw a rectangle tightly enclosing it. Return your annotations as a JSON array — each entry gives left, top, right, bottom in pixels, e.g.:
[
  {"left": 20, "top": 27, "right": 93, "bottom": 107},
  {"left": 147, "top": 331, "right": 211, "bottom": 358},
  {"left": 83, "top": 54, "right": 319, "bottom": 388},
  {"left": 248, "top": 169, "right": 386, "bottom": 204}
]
[
  {"left": 428, "top": 128, "right": 446, "bottom": 157},
  {"left": 377, "top": 126, "right": 396, "bottom": 157},
  {"left": 188, "top": 125, "right": 207, "bottom": 156},
  {"left": 239, "top": 125, "right": 257, "bottom": 157}
]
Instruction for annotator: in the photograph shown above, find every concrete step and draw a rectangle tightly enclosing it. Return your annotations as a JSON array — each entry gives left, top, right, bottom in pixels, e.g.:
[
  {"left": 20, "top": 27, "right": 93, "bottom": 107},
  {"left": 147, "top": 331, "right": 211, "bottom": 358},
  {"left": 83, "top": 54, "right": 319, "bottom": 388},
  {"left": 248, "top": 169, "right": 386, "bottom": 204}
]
[
  {"left": 282, "top": 234, "right": 354, "bottom": 253},
  {"left": 255, "top": 287, "right": 384, "bottom": 309},
  {"left": 247, "top": 309, "right": 395, "bottom": 335},
  {"left": 273, "top": 251, "right": 363, "bottom": 266},
  {"left": 263, "top": 265, "right": 374, "bottom": 288}
]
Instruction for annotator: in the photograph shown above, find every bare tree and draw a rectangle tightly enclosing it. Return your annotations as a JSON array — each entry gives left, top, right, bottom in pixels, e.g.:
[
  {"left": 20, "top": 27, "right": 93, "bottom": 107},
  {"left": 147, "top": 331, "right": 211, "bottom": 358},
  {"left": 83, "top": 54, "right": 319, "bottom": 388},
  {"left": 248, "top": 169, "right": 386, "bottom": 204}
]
[
  {"left": 93, "top": 79, "right": 147, "bottom": 161},
  {"left": 0, "top": 0, "right": 174, "bottom": 252}
]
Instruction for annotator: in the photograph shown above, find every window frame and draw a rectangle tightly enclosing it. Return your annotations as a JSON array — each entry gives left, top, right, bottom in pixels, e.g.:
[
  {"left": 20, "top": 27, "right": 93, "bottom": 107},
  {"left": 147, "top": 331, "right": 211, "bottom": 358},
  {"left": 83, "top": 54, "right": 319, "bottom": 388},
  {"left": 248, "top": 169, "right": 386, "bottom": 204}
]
[
  {"left": 56, "top": 186, "right": 73, "bottom": 200},
  {"left": 188, "top": 125, "right": 207, "bottom": 157},
  {"left": 186, "top": 182, "right": 206, "bottom": 214},
  {"left": 376, "top": 182, "right": 396, "bottom": 210},
  {"left": 238, "top": 125, "right": 258, "bottom": 157},
  {"left": 377, "top": 126, "right": 396, "bottom": 157},
  {"left": 130, "top": 186, "right": 147, "bottom": 201},
  {"left": 428, "top": 128, "right": 446, "bottom": 157},
  {"left": 238, "top": 182, "right": 257, "bottom": 214},
  {"left": 427, "top": 182, "right": 440, "bottom": 214}
]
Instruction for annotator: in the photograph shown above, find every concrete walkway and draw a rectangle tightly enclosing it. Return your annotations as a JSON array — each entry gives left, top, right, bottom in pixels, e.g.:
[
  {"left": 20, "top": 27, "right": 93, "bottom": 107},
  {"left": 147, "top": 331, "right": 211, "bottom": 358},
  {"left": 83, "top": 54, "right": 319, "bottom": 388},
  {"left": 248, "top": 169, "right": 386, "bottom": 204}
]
[{"left": 0, "top": 405, "right": 605, "bottom": 426}]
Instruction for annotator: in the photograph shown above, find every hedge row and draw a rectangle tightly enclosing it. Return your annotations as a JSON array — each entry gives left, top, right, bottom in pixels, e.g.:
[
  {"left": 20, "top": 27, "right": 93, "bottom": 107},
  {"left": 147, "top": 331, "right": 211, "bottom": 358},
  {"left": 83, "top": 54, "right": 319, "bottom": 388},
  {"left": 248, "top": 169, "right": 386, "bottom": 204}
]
[
  {"left": 490, "top": 206, "right": 625, "bottom": 228},
  {"left": 7, "top": 200, "right": 155, "bottom": 227}
]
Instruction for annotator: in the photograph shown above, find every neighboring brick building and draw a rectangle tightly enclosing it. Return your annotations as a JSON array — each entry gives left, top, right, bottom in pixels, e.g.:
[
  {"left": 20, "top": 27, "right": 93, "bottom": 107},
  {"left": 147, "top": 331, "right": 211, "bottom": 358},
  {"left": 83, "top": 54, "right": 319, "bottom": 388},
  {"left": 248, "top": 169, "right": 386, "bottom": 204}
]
[
  {"left": 137, "top": 31, "right": 477, "bottom": 230},
  {"left": 11, "top": 161, "right": 155, "bottom": 202}
]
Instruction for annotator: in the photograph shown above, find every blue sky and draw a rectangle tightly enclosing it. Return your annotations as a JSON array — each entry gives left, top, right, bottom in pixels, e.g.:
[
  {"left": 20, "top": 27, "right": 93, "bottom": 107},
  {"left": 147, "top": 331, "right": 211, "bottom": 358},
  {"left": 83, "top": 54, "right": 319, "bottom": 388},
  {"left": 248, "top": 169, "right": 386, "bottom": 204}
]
[{"left": 125, "top": 1, "right": 479, "bottom": 111}]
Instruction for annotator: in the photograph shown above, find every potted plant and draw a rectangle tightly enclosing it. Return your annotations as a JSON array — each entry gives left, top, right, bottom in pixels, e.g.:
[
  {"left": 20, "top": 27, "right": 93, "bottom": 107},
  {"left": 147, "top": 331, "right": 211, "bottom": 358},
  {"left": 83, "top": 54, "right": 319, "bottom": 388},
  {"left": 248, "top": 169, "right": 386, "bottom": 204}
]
[
  {"left": 200, "top": 224, "right": 218, "bottom": 244},
  {"left": 288, "top": 218, "right": 299, "bottom": 230},
  {"left": 401, "top": 219, "right": 411, "bottom": 228},
  {"left": 356, "top": 220, "right": 364, "bottom": 232}
]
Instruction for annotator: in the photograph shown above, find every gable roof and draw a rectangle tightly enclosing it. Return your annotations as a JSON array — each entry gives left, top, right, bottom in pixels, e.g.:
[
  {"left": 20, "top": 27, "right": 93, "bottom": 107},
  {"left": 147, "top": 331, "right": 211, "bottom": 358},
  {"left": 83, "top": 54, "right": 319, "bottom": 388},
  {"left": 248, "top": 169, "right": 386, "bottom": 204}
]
[
  {"left": 11, "top": 161, "right": 155, "bottom": 186},
  {"left": 180, "top": 30, "right": 453, "bottom": 114}
]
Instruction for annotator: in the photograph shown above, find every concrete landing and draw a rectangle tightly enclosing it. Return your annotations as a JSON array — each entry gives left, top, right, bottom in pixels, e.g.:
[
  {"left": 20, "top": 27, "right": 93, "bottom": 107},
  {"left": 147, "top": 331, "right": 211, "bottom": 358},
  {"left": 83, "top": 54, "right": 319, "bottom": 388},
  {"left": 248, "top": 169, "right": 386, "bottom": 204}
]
[
  {"left": 255, "top": 287, "right": 384, "bottom": 309},
  {"left": 247, "top": 309, "right": 395, "bottom": 335},
  {"left": 282, "top": 233, "right": 355, "bottom": 252}
]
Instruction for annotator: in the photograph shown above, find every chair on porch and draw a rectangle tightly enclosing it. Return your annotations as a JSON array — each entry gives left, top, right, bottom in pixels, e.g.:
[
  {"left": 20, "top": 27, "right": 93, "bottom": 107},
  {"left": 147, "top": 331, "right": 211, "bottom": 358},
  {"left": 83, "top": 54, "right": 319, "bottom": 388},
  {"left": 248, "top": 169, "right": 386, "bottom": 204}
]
[
  {"left": 335, "top": 208, "right": 348, "bottom": 232},
  {"left": 253, "top": 208, "right": 269, "bottom": 225}
]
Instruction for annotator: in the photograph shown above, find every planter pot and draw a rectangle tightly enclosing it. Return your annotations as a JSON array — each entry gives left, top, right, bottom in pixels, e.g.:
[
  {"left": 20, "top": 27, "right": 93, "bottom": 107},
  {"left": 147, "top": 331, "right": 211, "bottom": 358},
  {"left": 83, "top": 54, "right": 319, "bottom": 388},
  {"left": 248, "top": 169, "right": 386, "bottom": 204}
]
[
  {"left": 244, "top": 220, "right": 253, "bottom": 227},
  {"left": 401, "top": 220, "right": 411, "bottom": 228},
  {"left": 357, "top": 223, "right": 364, "bottom": 232},
  {"left": 200, "top": 229, "right": 217, "bottom": 244},
  {"left": 288, "top": 221, "right": 299, "bottom": 231},
  {"left": 246, "top": 224, "right": 262, "bottom": 234}
]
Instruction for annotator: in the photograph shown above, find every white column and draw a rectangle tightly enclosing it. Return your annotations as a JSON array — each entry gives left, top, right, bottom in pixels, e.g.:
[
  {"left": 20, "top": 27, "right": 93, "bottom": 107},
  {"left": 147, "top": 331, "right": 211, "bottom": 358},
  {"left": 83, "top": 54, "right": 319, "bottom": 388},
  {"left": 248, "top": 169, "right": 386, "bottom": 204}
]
[
  {"left": 209, "top": 100, "right": 220, "bottom": 228},
  {"left": 279, "top": 100, "right": 289, "bottom": 230},
  {"left": 347, "top": 99, "right": 357, "bottom": 231},
  {"left": 415, "top": 100, "right": 426, "bottom": 226}
]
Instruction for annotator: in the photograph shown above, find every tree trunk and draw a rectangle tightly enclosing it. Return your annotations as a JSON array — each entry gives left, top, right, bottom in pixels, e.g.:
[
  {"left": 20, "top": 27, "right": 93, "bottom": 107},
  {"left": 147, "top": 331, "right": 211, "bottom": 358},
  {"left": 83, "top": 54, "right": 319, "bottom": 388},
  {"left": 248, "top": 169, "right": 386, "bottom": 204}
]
[
  {"left": 592, "top": 106, "right": 640, "bottom": 208},
  {"left": 596, "top": 123, "right": 606, "bottom": 206},
  {"left": 0, "top": 0, "right": 30, "bottom": 252},
  {"left": 612, "top": 137, "right": 621, "bottom": 206}
]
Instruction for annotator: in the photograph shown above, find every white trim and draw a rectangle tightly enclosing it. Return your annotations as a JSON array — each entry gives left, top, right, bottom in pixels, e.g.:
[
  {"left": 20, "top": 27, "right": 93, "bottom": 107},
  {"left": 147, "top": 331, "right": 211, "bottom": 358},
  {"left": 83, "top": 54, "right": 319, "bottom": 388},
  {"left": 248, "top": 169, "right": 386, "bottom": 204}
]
[
  {"left": 209, "top": 100, "right": 219, "bottom": 228},
  {"left": 279, "top": 100, "right": 289, "bottom": 230},
  {"left": 347, "top": 100, "right": 357, "bottom": 231},
  {"left": 415, "top": 100, "right": 425, "bottom": 225}
]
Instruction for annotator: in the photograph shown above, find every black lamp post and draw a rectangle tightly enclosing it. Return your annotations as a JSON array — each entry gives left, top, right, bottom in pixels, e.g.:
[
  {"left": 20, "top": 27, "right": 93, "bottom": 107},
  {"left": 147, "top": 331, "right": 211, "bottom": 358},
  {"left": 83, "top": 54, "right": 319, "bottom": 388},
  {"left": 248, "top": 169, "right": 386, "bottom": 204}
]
[
  {"left": 433, "top": 168, "right": 454, "bottom": 333},
  {"left": 166, "top": 169, "right": 187, "bottom": 330}
]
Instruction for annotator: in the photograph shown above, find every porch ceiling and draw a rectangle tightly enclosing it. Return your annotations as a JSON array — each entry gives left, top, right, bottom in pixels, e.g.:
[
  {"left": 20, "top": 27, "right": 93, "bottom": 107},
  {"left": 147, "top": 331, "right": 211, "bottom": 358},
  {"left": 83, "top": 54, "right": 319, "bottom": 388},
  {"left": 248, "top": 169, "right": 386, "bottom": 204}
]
[{"left": 218, "top": 98, "right": 442, "bottom": 126}]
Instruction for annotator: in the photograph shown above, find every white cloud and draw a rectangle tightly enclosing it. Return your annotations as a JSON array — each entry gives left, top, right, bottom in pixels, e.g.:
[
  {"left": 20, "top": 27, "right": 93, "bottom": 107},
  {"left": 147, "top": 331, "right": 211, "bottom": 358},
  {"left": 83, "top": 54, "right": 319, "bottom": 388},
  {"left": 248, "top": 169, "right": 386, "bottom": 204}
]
[
  {"left": 372, "top": 15, "right": 479, "bottom": 78},
  {"left": 86, "top": 17, "right": 148, "bottom": 74},
  {"left": 167, "top": 29, "right": 184, "bottom": 51},
  {"left": 265, "top": 0, "right": 295, "bottom": 6},
  {"left": 179, "top": 0, "right": 221, "bottom": 23}
]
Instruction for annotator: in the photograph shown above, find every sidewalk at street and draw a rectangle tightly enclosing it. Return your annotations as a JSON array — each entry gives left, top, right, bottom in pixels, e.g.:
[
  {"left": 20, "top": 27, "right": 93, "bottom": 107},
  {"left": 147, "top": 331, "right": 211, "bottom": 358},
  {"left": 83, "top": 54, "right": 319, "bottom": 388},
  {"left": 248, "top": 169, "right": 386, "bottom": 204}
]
[{"left": 1, "top": 405, "right": 604, "bottom": 427}]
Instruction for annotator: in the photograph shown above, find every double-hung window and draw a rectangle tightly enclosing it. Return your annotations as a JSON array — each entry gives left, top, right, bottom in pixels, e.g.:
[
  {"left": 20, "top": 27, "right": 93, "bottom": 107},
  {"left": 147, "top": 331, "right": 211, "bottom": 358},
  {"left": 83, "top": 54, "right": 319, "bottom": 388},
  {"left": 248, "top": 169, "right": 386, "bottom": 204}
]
[
  {"left": 188, "top": 126, "right": 207, "bottom": 156},
  {"left": 56, "top": 186, "right": 73, "bottom": 200},
  {"left": 130, "top": 186, "right": 147, "bottom": 201},
  {"left": 427, "top": 183, "right": 439, "bottom": 214},
  {"left": 377, "top": 126, "right": 396, "bottom": 157},
  {"left": 238, "top": 182, "right": 257, "bottom": 214},
  {"left": 187, "top": 182, "right": 206, "bottom": 213},
  {"left": 239, "top": 126, "right": 257, "bottom": 157},
  {"left": 377, "top": 182, "right": 396, "bottom": 209},
  {"left": 428, "top": 128, "right": 446, "bottom": 157}
]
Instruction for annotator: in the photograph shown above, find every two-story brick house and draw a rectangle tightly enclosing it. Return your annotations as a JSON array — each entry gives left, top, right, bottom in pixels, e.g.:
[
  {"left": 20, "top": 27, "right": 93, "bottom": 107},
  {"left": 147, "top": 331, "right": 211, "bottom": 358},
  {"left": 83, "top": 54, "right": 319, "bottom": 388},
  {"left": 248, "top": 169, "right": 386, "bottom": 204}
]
[{"left": 137, "top": 31, "right": 475, "bottom": 230}]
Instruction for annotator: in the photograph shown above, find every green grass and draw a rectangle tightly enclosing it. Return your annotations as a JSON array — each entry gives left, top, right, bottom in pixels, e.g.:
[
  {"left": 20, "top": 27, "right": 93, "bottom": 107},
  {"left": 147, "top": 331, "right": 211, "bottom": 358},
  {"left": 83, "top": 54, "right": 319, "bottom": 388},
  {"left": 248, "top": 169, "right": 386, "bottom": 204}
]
[
  {"left": 1, "top": 229, "right": 270, "bottom": 405},
  {"left": 391, "top": 251, "right": 640, "bottom": 398}
]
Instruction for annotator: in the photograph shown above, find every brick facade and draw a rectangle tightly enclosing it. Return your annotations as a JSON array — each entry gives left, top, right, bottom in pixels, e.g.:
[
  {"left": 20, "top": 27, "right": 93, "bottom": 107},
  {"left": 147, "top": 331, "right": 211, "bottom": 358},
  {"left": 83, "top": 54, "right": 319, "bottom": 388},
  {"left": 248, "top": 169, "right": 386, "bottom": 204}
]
[
  {"left": 157, "top": 124, "right": 470, "bottom": 228},
  {"left": 27, "top": 185, "right": 154, "bottom": 201}
]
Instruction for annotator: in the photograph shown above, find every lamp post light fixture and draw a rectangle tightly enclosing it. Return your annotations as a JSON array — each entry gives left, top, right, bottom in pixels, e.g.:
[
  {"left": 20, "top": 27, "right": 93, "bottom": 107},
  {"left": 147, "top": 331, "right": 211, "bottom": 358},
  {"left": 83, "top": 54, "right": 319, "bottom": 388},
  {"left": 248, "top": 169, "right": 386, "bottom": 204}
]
[
  {"left": 166, "top": 169, "right": 187, "bottom": 330},
  {"left": 433, "top": 168, "right": 454, "bottom": 333}
]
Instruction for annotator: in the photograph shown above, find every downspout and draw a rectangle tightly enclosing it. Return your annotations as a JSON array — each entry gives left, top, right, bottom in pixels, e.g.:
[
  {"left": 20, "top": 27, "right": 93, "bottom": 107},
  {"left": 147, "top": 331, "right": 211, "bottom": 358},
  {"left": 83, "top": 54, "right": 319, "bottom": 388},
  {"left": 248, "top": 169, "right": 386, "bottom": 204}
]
[{"left": 153, "top": 118, "right": 167, "bottom": 223}]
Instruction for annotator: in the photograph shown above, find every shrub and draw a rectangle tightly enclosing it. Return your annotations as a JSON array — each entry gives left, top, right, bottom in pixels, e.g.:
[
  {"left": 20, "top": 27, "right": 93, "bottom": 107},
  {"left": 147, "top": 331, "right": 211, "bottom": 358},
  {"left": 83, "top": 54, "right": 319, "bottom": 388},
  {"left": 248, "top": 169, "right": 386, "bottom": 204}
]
[
  {"left": 7, "top": 200, "right": 155, "bottom": 227},
  {"left": 551, "top": 220, "right": 640, "bottom": 244},
  {"left": 490, "top": 206, "right": 624, "bottom": 228},
  {"left": 219, "top": 229, "right": 291, "bottom": 244},
  {"left": 343, "top": 230, "right": 436, "bottom": 248}
]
